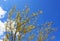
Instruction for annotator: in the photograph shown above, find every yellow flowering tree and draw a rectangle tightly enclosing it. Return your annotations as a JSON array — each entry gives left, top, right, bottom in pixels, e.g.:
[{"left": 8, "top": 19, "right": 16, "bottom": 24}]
[{"left": 3, "top": 6, "right": 55, "bottom": 41}]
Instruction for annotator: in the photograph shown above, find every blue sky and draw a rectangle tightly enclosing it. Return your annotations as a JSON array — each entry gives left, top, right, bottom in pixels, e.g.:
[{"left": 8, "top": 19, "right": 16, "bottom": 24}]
[{"left": 0, "top": 0, "right": 60, "bottom": 41}]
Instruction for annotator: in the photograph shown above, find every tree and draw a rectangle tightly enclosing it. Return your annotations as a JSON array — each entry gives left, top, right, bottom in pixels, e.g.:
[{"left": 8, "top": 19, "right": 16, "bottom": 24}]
[{"left": 3, "top": 6, "right": 56, "bottom": 41}]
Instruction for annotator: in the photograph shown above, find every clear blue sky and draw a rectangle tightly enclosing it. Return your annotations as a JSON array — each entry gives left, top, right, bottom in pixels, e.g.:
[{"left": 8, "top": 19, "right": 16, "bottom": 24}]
[{"left": 0, "top": 0, "right": 60, "bottom": 41}]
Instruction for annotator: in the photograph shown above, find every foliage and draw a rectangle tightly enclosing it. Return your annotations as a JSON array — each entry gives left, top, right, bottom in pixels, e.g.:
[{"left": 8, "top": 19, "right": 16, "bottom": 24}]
[{"left": 3, "top": 6, "right": 55, "bottom": 41}]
